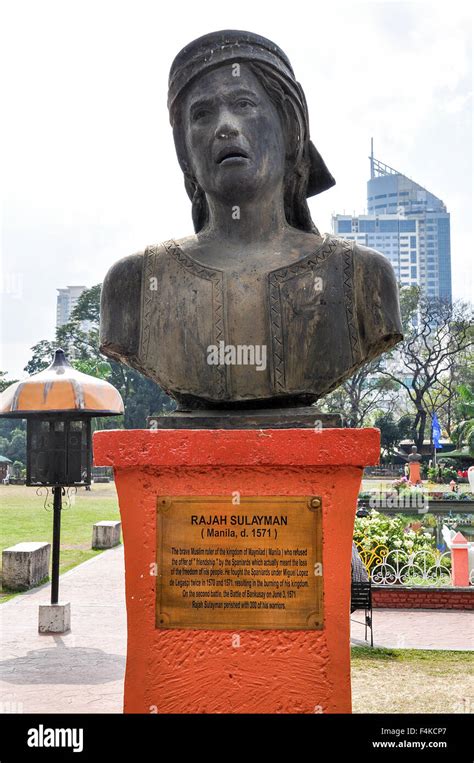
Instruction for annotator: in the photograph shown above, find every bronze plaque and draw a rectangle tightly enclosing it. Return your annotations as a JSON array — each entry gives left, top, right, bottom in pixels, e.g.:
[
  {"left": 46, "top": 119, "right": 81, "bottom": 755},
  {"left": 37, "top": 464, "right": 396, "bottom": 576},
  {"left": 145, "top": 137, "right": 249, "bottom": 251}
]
[{"left": 156, "top": 496, "right": 323, "bottom": 630}]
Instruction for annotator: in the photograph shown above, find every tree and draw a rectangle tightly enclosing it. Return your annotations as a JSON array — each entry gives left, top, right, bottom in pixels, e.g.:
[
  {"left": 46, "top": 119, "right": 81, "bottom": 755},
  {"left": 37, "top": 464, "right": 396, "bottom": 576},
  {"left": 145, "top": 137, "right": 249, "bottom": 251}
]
[
  {"left": 0, "top": 373, "right": 24, "bottom": 446},
  {"left": 24, "top": 340, "right": 56, "bottom": 374},
  {"left": 380, "top": 293, "right": 474, "bottom": 450},
  {"left": 0, "top": 371, "right": 18, "bottom": 393},
  {"left": 374, "top": 413, "right": 400, "bottom": 457},
  {"left": 451, "top": 384, "right": 474, "bottom": 453},
  {"left": 397, "top": 413, "right": 417, "bottom": 442},
  {"left": 0, "top": 417, "right": 25, "bottom": 442},
  {"left": 437, "top": 341, "right": 474, "bottom": 437},
  {"left": 7, "top": 428, "right": 26, "bottom": 463},
  {"left": 318, "top": 287, "right": 421, "bottom": 426},
  {"left": 70, "top": 284, "right": 101, "bottom": 324},
  {"left": 12, "top": 461, "right": 25, "bottom": 477},
  {"left": 468, "top": 429, "right": 474, "bottom": 457},
  {"left": 319, "top": 359, "right": 400, "bottom": 428},
  {"left": 23, "top": 285, "right": 175, "bottom": 428},
  {"left": 398, "top": 284, "right": 421, "bottom": 333},
  {"left": 72, "top": 358, "right": 113, "bottom": 379}
]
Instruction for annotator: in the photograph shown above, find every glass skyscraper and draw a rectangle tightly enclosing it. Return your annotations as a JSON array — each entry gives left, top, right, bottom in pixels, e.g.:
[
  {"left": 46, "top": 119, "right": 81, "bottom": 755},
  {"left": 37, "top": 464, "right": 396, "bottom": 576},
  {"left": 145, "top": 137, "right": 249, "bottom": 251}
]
[{"left": 332, "top": 144, "right": 452, "bottom": 301}]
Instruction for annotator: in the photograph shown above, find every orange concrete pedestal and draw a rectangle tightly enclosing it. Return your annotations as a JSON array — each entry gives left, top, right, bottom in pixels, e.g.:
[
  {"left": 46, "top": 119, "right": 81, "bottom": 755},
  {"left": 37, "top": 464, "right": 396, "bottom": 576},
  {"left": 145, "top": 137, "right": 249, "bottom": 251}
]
[{"left": 93, "top": 428, "right": 379, "bottom": 714}]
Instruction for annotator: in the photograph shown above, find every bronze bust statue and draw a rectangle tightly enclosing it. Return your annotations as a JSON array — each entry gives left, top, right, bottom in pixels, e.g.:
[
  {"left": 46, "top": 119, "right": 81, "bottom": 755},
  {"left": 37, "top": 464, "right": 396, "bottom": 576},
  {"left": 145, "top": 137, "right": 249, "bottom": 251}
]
[{"left": 100, "top": 30, "right": 403, "bottom": 412}]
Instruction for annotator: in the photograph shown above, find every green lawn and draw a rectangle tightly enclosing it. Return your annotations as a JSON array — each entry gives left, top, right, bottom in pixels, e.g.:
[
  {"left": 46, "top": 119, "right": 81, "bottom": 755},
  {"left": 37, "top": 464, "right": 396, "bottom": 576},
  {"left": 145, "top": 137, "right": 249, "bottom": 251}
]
[
  {"left": 0, "top": 483, "right": 120, "bottom": 603},
  {"left": 351, "top": 647, "right": 474, "bottom": 713}
]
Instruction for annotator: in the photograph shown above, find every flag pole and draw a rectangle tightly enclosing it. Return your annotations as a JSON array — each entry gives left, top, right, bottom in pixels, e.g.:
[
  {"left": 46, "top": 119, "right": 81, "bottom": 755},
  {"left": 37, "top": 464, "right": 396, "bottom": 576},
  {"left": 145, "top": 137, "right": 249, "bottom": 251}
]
[{"left": 432, "top": 412, "right": 440, "bottom": 469}]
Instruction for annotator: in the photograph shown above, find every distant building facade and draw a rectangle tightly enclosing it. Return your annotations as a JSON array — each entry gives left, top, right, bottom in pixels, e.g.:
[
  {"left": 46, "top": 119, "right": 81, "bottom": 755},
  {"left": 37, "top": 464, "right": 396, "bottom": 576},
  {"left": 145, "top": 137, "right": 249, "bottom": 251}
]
[
  {"left": 332, "top": 146, "right": 452, "bottom": 301},
  {"left": 56, "top": 285, "right": 87, "bottom": 328}
]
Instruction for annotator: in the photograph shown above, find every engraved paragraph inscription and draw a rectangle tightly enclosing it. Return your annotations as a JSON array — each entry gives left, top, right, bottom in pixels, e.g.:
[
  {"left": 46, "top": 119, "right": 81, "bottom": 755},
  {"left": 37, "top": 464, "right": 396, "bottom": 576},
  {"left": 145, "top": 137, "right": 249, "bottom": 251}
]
[{"left": 156, "top": 496, "right": 323, "bottom": 630}]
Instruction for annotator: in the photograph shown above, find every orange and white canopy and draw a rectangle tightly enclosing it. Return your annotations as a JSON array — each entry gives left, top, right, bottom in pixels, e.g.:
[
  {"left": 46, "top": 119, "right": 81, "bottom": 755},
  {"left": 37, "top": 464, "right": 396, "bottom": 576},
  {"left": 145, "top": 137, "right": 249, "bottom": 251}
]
[{"left": 0, "top": 349, "right": 124, "bottom": 417}]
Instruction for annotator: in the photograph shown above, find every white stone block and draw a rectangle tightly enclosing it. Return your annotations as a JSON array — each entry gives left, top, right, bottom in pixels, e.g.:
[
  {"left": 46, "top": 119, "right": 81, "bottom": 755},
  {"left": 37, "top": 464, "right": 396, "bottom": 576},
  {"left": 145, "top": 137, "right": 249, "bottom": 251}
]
[
  {"left": 38, "top": 602, "right": 71, "bottom": 633},
  {"left": 92, "top": 520, "right": 121, "bottom": 549},
  {"left": 2, "top": 542, "right": 51, "bottom": 591}
]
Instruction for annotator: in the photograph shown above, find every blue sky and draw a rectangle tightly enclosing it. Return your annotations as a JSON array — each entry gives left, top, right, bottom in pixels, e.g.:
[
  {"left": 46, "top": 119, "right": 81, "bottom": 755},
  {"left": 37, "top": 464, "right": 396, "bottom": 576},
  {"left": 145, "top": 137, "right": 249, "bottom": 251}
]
[{"left": 1, "top": 0, "right": 472, "bottom": 379}]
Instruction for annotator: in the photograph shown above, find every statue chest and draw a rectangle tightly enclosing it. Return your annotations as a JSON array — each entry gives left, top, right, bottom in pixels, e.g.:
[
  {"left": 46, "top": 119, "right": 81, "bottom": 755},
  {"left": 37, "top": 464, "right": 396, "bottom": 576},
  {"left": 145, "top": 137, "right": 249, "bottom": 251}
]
[{"left": 138, "top": 236, "right": 363, "bottom": 402}]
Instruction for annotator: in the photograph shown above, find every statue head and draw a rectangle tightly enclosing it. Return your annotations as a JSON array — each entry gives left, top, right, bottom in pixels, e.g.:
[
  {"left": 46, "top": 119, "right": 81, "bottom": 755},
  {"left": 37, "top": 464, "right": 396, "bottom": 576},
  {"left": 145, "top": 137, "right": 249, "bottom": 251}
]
[{"left": 168, "top": 30, "right": 335, "bottom": 233}]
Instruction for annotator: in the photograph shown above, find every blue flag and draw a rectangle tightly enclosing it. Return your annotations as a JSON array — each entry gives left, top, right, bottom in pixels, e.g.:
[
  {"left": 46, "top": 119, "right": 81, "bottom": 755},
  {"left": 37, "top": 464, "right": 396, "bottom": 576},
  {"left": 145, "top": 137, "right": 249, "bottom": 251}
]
[{"left": 432, "top": 413, "right": 443, "bottom": 449}]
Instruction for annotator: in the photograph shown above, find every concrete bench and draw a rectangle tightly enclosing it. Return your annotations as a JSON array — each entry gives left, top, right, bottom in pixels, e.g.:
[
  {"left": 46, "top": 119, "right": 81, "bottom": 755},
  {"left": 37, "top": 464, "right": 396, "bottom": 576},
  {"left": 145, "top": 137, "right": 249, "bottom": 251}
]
[
  {"left": 2, "top": 542, "right": 51, "bottom": 591},
  {"left": 92, "top": 521, "right": 121, "bottom": 549}
]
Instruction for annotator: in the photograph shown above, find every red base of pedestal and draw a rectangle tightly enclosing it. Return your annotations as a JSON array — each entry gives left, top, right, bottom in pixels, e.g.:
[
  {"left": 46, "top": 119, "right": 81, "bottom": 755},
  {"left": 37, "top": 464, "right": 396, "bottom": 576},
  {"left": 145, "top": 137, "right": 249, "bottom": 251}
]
[{"left": 94, "top": 428, "right": 379, "bottom": 714}]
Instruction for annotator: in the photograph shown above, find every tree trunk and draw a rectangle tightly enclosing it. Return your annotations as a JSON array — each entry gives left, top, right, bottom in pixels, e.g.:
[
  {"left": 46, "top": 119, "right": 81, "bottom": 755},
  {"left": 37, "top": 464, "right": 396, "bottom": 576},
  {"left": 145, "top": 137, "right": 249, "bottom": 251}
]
[{"left": 416, "top": 409, "right": 427, "bottom": 451}]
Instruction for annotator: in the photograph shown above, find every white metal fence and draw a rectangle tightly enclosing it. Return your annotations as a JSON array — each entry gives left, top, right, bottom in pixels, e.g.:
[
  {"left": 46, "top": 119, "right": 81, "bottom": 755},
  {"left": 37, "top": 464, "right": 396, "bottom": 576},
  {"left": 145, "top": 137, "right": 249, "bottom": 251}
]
[{"left": 370, "top": 548, "right": 452, "bottom": 586}]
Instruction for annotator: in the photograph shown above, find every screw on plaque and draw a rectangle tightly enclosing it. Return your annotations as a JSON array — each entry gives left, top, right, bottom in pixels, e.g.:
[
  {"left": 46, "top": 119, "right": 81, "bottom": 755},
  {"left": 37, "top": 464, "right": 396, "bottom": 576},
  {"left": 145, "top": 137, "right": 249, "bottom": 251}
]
[
  {"left": 157, "top": 497, "right": 172, "bottom": 512},
  {"left": 308, "top": 497, "right": 321, "bottom": 510}
]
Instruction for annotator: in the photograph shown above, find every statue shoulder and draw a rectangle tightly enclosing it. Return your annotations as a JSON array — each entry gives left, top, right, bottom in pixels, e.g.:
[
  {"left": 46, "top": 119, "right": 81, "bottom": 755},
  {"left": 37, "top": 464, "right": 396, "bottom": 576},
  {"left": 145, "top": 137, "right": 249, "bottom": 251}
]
[
  {"left": 100, "top": 240, "right": 179, "bottom": 363},
  {"left": 352, "top": 241, "right": 397, "bottom": 279},
  {"left": 351, "top": 242, "right": 404, "bottom": 355},
  {"left": 99, "top": 249, "right": 147, "bottom": 363},
  {"left": 103, "top": 250, "right": 145, "bottom": 288}
]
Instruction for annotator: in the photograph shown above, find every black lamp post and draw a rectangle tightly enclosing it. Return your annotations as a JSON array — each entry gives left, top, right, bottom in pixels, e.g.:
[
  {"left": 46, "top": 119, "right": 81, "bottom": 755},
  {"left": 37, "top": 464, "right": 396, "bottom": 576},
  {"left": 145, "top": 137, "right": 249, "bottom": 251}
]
[{"left": 0, "top": 349, "right": 123, "bottom": 621}]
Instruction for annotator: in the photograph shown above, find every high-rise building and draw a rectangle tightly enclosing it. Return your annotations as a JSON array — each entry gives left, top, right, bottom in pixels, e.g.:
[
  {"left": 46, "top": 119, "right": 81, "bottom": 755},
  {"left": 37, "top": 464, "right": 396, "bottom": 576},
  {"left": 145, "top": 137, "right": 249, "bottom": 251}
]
[
  {"left": 56, "top": 285, "right": 87, "bottom": 328},
  {"left": 332, "top": 143, "right": 452, "bottom": 301}
]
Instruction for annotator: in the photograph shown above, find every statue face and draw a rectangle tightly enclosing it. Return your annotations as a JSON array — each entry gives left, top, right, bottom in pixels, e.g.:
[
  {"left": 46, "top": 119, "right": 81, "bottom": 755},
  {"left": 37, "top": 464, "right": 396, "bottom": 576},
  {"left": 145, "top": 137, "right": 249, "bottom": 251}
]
[{"left": 181, "top": 63, "right": 286, "bottom": 204}]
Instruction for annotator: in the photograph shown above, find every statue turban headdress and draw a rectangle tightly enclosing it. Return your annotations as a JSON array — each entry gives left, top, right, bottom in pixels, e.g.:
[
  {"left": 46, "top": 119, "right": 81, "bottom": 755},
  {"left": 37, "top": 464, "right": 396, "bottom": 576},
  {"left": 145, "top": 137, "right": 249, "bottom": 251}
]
[{"left": 168, "top": 29, "right": 335, "bottom": 233}]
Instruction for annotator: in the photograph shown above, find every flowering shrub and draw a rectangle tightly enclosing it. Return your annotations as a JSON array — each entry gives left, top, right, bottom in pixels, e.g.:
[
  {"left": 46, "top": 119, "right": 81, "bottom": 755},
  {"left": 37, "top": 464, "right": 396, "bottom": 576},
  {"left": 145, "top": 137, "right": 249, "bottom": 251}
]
[
  {"left": 353, "top": 510, "right": 436, "bottom": 556},
  {"left": 427, "top": 466, "right": 459, "bottom": 483},
  {"left": 392, "top": 476, "right": 409, "bottom": 493},
  {"left": 391, "top": 478, "right": 429, "bottom": 500}
]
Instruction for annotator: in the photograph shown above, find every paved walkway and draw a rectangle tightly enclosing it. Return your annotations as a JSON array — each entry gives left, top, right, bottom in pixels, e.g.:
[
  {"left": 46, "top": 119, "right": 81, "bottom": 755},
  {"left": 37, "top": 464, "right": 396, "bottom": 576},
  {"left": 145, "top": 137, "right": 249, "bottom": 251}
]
[
  {"left": 0, "top": 547, "right": 472, "bottom": 713},
  {"left": 351, "top": 609, "right": 473, "bottom": 650},
  {"left": 0, "top": 547, "right": 126, "bottom": 713}
]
